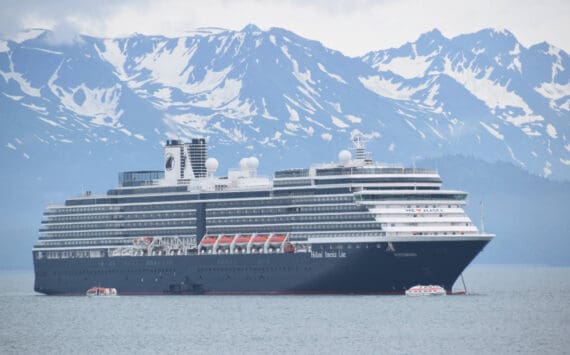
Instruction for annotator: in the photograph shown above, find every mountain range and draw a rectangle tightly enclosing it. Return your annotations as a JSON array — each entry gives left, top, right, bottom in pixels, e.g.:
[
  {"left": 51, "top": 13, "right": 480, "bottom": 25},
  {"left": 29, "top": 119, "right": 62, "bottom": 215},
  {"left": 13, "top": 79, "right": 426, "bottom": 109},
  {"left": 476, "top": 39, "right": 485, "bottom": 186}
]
[
  {"left": 1, "top": 25, "right": 569, "bottom": 269},
  {"left": 1, "top": 24, "right": 569, "bottom": 178}
]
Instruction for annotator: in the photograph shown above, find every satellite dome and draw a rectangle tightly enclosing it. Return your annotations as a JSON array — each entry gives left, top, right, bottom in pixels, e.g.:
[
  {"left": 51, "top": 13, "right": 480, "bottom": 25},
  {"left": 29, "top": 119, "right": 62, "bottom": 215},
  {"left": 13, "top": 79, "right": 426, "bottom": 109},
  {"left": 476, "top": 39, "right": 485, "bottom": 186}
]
[
  {"left": 247, "top": 157, "right": 259, "bottom": 170},
  {"left": 205, "top": 157, "right": 219, "bottom": 173},
  {"left": 338, "top": 150, "right": 352, "bottom": 165}
]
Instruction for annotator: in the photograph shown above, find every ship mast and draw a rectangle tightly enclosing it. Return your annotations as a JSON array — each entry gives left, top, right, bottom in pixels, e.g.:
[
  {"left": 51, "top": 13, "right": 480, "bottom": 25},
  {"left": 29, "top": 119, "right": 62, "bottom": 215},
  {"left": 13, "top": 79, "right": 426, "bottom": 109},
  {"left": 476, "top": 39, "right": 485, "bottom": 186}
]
[{"left": 352, "top": 135, "right": 372, "bottom": 163}]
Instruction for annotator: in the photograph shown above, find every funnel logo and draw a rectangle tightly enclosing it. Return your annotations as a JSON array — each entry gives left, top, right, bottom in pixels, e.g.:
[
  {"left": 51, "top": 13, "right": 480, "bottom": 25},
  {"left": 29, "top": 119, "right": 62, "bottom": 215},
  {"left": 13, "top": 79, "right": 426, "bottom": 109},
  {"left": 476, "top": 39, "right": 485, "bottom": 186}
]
[{"left": 165, "top": 154, "right": 174, "bottom": 171}]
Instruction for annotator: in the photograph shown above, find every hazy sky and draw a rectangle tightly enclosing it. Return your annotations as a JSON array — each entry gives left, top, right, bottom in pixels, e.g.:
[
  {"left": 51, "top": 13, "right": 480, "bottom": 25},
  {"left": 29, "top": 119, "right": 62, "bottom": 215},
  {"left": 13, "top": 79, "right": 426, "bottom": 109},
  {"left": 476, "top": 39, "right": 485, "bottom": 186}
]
[{"left": 1, "top": 0, "right": 568, "bottom": 56}]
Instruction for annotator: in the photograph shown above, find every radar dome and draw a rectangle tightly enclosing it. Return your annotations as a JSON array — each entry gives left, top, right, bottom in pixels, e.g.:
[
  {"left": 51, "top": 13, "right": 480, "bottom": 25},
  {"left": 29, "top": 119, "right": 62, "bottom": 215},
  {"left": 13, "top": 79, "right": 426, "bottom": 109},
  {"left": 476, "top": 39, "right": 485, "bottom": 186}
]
[
  {"left": 205, "top": 157, "right": 219, "bottom": 173},
  {"left": 239, "top": 158, "right": 249, "bottom": 170},
  {"left": 247, "top": 157, "right": 259, "bottom": 170},
  {"left": 338, "top": 150, "right": 352, "bottom": 165}
]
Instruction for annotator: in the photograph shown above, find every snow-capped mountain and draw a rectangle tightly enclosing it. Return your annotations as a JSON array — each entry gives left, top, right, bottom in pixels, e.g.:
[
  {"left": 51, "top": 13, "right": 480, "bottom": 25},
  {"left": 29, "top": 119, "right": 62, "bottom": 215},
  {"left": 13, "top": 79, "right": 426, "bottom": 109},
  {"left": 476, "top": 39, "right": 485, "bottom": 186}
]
[
  {"left": 1, "top": 25, "right": 569, "bottom": 180},
  {"left": 362, "top": 28, "right": 570, "bottom": 178}
]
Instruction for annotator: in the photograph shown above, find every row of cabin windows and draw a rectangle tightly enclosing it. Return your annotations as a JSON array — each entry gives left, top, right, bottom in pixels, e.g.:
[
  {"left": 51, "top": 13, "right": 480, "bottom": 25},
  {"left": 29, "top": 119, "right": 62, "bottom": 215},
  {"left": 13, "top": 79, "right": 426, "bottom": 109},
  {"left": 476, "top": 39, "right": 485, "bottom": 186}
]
[
  {"left": 379, "top": 204, "right": 461, "bottom": 209},
  {"left": 357, "top": 194, "right": 466, "bottom": 201},
  {"left": 292, "top": 231, "right": 384, "bottom": 239},
  {"left": 48, "top": 268, "right": 176, "bottom": 275},
  {"left": 207, "top": 203, "right": 365, "bottom": 217},
  {"left": 41, "top": 239, "right": 133, "bottom": 246},
  {"left": 41, "top": 228, "right": 195, "bottom": 239},
  {"left": 46, "top": 211, "right": 195, "bottom": 223},
  {"left": 207, "top": 196, "right": 354, "bottom": 208},
  {"left": 388, "top": 231, "right": 470, "bottom": 236},
  {"left": 207, "top": 213, "right": 374, "bottom": 225},
  {"left": 47, "top": 203, "right": 195, "bottom": 215},
  {"left": 207, "top": 222, "right": 381, "bottom": 234},
  {"left": 381, "top": 222, "right": 472, "bottom": 227},
  {"left": 47, "top": 196, "right": 355, "bottom": 215},
  {"left": 42, "top": 219, "right": 193, "bottom": 231},
  {"left": 375, "top": 213, "right": 465, "bottom": 218}
]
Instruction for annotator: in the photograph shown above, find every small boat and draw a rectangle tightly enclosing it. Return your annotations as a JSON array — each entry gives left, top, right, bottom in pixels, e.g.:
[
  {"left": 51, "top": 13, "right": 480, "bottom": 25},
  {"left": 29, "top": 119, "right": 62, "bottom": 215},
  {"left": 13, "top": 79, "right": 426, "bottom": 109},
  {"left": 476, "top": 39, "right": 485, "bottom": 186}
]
[
  {"left": 217, "top": 236, "right": 234, "bottom": 245},
  {"left": 405, "top": 285, "right": 446, "bottom": 296},
  {"left": 200, "top": 236, "right": 218, "bottom": 246},
  {"left": 251, "top": 235, "right": 268, "bottom": 245},
  {"left": 268, "top": 234, "right": 286, "bottom": 245},
  {"left": 86, "top": 287, "right": 117, "bottom": 296},
  {"left": 234, "top": 235, "right": 251, "bottom": 245}
]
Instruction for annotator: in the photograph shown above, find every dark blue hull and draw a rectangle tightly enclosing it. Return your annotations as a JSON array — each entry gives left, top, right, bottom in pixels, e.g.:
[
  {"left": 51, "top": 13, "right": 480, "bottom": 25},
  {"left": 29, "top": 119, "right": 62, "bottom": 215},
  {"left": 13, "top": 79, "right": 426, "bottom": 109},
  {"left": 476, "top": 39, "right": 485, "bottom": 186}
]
[{"left": 33, "top": 240, "right": 489, "bottom": 295}]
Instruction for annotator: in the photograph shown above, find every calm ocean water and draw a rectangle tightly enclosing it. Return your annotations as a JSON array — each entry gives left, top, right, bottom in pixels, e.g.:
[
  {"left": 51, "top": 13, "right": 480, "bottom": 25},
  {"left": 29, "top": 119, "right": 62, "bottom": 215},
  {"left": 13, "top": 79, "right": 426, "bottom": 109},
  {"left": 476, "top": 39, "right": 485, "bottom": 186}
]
[{"left": 1, "top": 265, "right": 569, "bottom": 354}]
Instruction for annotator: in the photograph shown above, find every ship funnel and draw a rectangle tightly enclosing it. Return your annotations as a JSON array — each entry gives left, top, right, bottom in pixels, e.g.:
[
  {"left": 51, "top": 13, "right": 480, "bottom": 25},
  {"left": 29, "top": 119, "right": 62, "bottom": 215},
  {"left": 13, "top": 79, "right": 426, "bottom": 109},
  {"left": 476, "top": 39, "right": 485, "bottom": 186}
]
[{"left": 163, "top": 138, "right": 207, "bottom": 185}]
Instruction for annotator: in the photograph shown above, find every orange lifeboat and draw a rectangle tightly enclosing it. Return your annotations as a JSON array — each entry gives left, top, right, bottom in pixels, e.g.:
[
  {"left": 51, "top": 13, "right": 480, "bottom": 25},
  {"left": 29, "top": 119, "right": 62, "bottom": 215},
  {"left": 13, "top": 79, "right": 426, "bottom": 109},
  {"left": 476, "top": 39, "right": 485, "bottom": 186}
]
[
  {"left": 251, "top": 234, "right": 268, "bottom": 245},
  {"left": 235, "top": 235, "right": 251, "bottom": 245},
  {"left": 268, "top": 234, "right": 286, "bottom": 245},
  {"left": 218, "top": 236, "right": 234, "bottom": 245},
  {"left": 200, "top": 236, "right": 217, "bottom": 246}
]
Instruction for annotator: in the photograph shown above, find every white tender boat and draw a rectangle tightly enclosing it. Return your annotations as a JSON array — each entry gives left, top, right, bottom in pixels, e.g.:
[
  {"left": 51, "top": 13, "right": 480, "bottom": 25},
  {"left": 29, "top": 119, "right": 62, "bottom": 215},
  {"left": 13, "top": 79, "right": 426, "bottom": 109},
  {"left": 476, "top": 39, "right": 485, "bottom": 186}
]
[
  {"left": 405, "top": 285, "right": 446, "bottom": 296},
  {"left": 86, "top": 287, "right": 117, "bottom": 296}
]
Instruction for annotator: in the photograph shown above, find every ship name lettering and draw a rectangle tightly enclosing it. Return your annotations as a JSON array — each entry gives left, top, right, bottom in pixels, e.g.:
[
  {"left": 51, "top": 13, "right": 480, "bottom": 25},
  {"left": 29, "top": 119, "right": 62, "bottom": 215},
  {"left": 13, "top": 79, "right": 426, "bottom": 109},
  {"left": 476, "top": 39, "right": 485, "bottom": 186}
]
[
  {"left": 310, "top": 251, "right": 323, "bottom": 258},
  {"left": 405, "top": 208, "right": 444, "bottom": 213},
  {"left": 324, "top": 251, "right": 337, "bottom": 258}
]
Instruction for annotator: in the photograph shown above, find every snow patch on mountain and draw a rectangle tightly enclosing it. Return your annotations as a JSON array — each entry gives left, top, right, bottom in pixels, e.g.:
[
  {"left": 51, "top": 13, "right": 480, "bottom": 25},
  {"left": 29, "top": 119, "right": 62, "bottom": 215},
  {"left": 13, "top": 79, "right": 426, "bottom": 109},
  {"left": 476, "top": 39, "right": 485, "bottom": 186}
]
[
  {"left": 191, "top": 78, "right": 242, "bottom": 108},
  {"left": 133, "top": 39, "right": 200, "bottom": 93},
  {"left": 331, "top": 116, "right": 349, "bottom": 129},
  {"left": 374, "top": 54, "right": 434, "bottom": 79},
  {"left": 346, "top": 114, "right": 362, "bottom": 124},
  {"left": 0, "top": 54, "right": 42, "bottom": 97},
  {"left": 21, "top": 102, "right": 48, "bottom": 115},
  {"left": 37, "top": 116, "right": 63, "bottom": 128},
  {"left": 317, "top": 63, "right": 347, "bottom": 84},
  {"left": 50, "top": 81, "right": 124, "bottom": 127},
  {"left": 546, "top": 124, "right": 558, "bottom": 139},
  {"left": 359, "top": 76, "right": 419, "bottom": 100},
  {"left": 12, "top": 29, "right": 45, "bottom": 44},
  {"left": 261, "top": 98, "right": 278, "bottom": 120},
  {"left": 97, "top": 39, "right": 130, "bottom": 81},
  {"left": 443, "top": 57, "right": 531, "bottom": 113},
  {"left": 507, "top": 57, "right": 522, "bottom": 72},
  {"left": 535, "top": 81, "right": 570, "bottom": 110},
  {"left": 544, "top": 161, "right": 552, "bottom": 177},
  {"left": 286, "top": 105, "right": 300, "bottom": 122},
  {"left": 480, "top": 122, "right": 504, "bottom": 140}
]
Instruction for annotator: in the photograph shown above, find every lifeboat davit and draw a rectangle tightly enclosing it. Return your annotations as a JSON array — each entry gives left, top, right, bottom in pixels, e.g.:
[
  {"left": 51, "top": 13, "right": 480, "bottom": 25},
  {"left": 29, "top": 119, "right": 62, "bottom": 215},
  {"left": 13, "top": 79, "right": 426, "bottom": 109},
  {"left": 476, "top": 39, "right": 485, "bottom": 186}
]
[
  {"left": 235, "top": 235, "right": 251, "bottom": 245},
  {"left": 268, "top": 234, "right": 286, "bottom": 245},
  {"left": 251, "top": 235, "right": 268, "bottom": 245}
]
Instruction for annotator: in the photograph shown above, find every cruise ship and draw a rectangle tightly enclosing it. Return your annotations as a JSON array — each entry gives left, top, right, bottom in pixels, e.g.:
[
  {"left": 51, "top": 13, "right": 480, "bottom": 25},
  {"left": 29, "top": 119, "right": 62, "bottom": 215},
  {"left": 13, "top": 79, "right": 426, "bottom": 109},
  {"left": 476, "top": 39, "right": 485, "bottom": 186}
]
[{"left": 33, "top": 138, "right": 493, "bottom": 295}]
